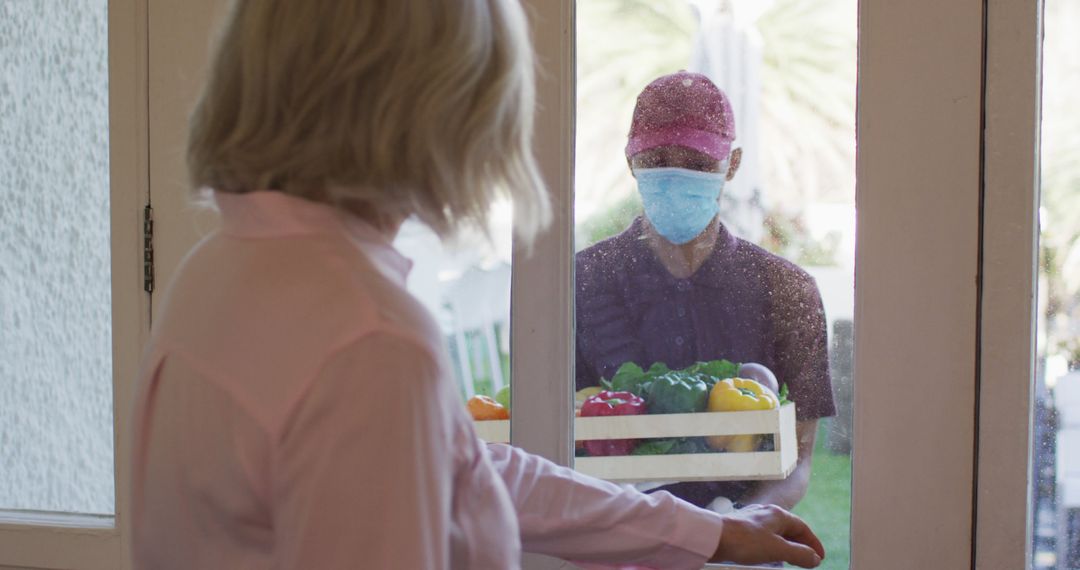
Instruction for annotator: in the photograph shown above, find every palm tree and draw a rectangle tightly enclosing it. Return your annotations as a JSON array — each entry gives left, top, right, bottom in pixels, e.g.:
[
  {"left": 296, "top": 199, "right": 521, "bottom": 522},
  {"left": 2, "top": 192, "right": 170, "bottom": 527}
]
[
  {"left": 756, "top": 0, "right": 855, "bottom": 206},
  {"left": 575, "top": 0, "right": 697, "bottom": 247}
]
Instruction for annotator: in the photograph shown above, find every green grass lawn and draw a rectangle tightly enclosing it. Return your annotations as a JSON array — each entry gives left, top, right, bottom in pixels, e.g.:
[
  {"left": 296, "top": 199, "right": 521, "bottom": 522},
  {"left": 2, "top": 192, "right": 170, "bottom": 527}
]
[{"left": 790, "top": 441, "right": 852, "bottom": 569}]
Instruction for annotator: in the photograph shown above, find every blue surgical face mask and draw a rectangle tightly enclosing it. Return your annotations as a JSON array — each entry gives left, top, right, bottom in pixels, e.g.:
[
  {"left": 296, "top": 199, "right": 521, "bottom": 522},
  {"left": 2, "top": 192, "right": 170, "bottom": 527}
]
[{"left": 633, "top": 167, "right": 726, "bottom": 245}]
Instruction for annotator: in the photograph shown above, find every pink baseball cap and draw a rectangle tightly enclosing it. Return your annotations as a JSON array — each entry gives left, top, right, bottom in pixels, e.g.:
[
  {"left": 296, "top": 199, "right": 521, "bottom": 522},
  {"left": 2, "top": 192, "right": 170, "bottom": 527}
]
[{"left": 625, "top": 71, "right": 736, "bottom": 162}]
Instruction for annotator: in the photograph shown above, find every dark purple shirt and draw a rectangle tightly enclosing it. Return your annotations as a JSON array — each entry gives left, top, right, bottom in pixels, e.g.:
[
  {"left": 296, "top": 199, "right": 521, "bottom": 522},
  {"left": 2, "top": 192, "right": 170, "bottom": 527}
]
[{"left": 575, "top": 217, "right": 835, "bottom": 507}]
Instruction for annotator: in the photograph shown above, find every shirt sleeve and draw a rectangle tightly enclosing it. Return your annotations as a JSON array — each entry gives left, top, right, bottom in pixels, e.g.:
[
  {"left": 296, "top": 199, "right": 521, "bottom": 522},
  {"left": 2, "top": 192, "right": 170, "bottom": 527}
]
[
  {"left": 486, "top": 443, "right": 724, "bottom": 569},
  {"left": 270, "top": 331, "right": 454, "bottom": 570},
  {"left": 768, "top": 267, "right": 836, "bottom": 421}
]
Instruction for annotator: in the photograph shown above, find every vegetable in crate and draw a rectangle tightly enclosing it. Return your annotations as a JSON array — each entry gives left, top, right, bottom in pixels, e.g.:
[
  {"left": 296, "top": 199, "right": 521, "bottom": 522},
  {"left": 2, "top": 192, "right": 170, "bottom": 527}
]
[
  {"left": 579, "top": 390, "right": 646, "bottom": 456},
  {"left": 705, "top": 378, "right": 779, "bottom": 451},
  {"left": 682, "top": 359, "right": 741, "bottom": 388},
  {"left": 602, "top": 361, "right": 670, "bottom": 396},
  {"left": 734, "top": 362, "right": 779, "bottom": 397},
  {"left": 575, "top": 386, "right": 603, "bottom": 410},
  {"left": 494, "top": 385, "right": 511, "bottom": 409},
  {"left": 631, "top": 437, "right": 709, "bottom": 456},
  {"left": 602, "top": 359, "right": 742, "bottom": 397},
  {"left": 645, "top": 372, "right": 709, "bottom": 414},
  {"left": 466, "top": 395, "right": 510, "bottom": 421}
]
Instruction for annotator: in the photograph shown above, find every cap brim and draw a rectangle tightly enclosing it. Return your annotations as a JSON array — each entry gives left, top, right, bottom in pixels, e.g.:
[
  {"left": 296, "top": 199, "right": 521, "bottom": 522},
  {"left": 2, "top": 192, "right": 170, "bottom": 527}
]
[{"left": 625, "top": 128, "right": 733, "bottom": 162}]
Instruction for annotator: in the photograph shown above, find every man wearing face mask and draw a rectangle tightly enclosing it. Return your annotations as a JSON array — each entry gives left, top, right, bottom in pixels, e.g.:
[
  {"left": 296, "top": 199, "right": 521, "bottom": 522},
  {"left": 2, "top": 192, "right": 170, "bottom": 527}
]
[{"left": 575, "top": 71, "right": 836, "bottom": 513}]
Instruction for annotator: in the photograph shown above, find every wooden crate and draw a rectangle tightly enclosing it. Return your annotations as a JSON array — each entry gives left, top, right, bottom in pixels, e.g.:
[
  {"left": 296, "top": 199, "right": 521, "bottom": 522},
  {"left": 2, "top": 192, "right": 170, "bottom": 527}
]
[{"left": 472, "top": 402, "right": 797, "bottom": 483}]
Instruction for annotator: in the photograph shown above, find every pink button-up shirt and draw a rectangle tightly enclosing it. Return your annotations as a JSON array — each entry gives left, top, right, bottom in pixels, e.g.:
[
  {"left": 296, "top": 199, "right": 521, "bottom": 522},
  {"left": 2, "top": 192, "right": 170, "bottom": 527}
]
[{"left": 130, "top": 191, "right": 725, "bottom": 569}]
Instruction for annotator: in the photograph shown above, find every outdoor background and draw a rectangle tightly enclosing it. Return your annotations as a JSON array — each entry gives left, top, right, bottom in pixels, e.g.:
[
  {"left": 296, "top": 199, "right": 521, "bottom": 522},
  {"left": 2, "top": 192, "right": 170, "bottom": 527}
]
[
  {"left": 575, "top": 1, "right": 856, "bottom": 567},
  {"left": 1033, "top": 1, "right": 1080, "bottom": 568}
]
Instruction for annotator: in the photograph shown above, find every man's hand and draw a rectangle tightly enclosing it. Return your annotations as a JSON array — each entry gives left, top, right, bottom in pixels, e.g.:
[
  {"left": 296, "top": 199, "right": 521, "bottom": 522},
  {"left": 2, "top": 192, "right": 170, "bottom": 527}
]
[{"left": 710, "top": 504, "right": 825, "bottom": 568}]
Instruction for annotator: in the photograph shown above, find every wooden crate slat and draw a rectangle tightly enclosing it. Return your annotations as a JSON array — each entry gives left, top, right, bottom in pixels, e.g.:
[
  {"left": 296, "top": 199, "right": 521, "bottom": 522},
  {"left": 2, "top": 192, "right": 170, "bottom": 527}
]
[
  {"left": 575, "top": 451, "right": 794, "bottom": 483},
  {"left": 469, "top": 403, "right": 798, "bottom": 481},
  {"left": 776, "top": 403, "right": 798, "bottom": 470},
  {"left": 472, "top": 420, "right": 510, "bottom": 443},
  {"left": 574, "top": 405, "right": 788, "bottom": 440}
]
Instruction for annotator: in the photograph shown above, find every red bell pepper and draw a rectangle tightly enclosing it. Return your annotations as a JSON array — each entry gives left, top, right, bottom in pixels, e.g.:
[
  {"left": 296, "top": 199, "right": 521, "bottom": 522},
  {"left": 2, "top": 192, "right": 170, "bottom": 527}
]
[{"left": 579, "top": 390, "right": 647, "bottom": 456}]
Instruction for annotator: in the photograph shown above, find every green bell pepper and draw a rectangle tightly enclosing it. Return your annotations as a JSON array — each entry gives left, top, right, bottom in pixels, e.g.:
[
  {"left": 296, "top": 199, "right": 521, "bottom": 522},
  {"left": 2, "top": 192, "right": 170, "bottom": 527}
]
[
  {"left": 645, "top": 372, "right": 709, "bottom": 414},
  {"left": 631, "top": 436, "right": 710, "bottom": 456}
]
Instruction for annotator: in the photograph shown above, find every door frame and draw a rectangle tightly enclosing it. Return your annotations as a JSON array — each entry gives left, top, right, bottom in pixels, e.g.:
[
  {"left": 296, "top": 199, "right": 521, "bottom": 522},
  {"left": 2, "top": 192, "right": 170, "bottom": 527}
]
[
  {"left": 0, "top": 1, "right": 148, "bottom": 569},
  {"left": 976, "top": 0, "right": 1044, "bottom": 569},
  {"left": 514, "top": 1, "right": 988, "bottom": 568}
]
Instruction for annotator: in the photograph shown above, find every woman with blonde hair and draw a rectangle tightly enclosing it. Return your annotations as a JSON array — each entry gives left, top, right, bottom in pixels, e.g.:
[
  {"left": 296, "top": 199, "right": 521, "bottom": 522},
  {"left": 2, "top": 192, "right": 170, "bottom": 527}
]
[{"left": 129, "top": 1, "right": 825, "bottom": 568}]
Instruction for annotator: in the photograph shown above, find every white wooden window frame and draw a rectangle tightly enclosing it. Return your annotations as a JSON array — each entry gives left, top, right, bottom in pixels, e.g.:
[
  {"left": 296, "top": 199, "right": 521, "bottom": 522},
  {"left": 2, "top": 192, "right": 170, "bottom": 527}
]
[
  {"left": 0, "top": 0, "right": 1046, "bottom": 569},
  {"left": 975, "top": 0, "right": 1044, "bottom": 569},
  {"left": 0, "top": 1, "right": 148, "bottom": 569},
  {"left": 513, "top": 0, "right": 991, "bottom": 569}
]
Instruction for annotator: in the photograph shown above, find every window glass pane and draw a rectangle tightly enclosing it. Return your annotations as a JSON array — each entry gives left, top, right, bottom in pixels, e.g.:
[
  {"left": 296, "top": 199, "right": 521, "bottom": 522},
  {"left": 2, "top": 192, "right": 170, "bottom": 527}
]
[
  {"left": 574, "top": 1, "right": 854, "bottom": 567},
  {"left": 1031, "top": 1, "right": 1080, "bottom": 567},
  {"left": 0, "top": 1, "right": 113, "bottom": 514},
  {"left": 396, "top": 209, "right": 512, "bottom": 423}
]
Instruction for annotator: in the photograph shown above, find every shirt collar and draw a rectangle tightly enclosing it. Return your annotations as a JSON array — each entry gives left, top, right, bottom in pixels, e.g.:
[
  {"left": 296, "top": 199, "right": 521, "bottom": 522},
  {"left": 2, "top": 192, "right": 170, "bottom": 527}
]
[
  {"left": 626, "top": 216, "right": 739, "bottom": 287},
  {"left": 214, "top": 191, "right": 414, "bottom": 283}
]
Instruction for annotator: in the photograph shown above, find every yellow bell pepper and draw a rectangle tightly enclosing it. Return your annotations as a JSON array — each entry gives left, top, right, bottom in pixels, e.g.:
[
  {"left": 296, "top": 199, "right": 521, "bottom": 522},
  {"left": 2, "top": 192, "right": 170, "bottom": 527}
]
[
  {"left": 575, "top": 386, "right": 603, "bottom": 409},
  {"left": 706, "top": 378, "right": 779, "bottom": 451}
]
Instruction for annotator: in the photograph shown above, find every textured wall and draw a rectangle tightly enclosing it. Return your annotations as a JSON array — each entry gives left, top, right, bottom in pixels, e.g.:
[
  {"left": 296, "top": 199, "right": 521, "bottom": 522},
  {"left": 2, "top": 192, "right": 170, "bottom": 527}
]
[{"left": 0, "top": 1, "right": 114, "bottom": 514}]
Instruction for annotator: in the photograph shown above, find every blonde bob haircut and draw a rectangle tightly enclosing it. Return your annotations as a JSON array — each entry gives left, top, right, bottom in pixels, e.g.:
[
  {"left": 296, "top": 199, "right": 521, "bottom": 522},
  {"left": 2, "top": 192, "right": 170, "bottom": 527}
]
[{"left": 187, "top": 0, "right": 550, "bottom": 243}]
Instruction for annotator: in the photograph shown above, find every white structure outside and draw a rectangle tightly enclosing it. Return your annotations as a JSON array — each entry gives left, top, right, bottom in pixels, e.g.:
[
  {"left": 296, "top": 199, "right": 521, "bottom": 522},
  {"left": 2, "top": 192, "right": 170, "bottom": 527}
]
[
  {"left": 688, "top": 0, "right": 767, "bottom": 244},
  {"left": 1055, "top": 370, "right": 1080, "bottom": 506},
  {"left": 395, "top": 220, "right": 511, "bottom": 398},
  {"left": 1054, "top": 369, "right": 1080, "bottom": 568}
]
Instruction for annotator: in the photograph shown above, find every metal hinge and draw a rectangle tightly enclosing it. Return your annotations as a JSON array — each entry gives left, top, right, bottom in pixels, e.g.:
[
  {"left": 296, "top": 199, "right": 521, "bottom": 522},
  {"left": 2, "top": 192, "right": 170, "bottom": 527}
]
[{"left": 143, "top": 204, "right": 154, "bottom": 293}]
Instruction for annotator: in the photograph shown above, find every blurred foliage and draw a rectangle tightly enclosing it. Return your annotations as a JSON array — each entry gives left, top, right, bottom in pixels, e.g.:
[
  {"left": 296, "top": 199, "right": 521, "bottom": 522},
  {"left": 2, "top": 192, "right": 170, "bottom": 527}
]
[
  {"left": 575, "top": 0, "right": 696, "bottom": 247},
  {"left": 575, "top": 0, "right": 856, "bottom": 261},
  {"left": 1040, "top": 0, "right": 1080, "bottom": 363},
  {"left": 791, "top": 429, "right": 852, "bottom": 570},
  {"left": 757, "top": 0, "right": 856, "bottom": 206},
  {"left": 577, "top": 193, "right": 643, "bottom": 249},
  {"left": 762, "top": 211, "right": 841, "bottom": 267}
]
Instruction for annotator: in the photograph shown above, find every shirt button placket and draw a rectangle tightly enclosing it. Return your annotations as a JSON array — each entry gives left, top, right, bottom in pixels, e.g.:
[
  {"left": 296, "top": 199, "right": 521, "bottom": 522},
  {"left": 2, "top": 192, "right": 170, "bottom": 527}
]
[{"left": 673, "top": 280, "right": 692, "bottom": 349}]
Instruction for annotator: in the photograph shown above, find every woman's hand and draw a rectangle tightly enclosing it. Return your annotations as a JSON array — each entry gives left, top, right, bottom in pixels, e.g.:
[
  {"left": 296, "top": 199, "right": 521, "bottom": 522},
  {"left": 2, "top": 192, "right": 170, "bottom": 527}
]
[{"left": 710, "top": 504, "right": 825, "bottom": 568}]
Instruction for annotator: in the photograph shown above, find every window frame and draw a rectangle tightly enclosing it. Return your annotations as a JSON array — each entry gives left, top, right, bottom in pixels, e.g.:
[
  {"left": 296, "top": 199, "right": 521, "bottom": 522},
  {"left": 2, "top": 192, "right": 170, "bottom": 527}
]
[
  {"left": 976, "top": 0, "right": 1044, "bottom": 569},
  {"left": 849, "top": 0, "right": 985, "bottom": 567},
  {"left": 0, "top": 0, "right": 148, "bottom": 568},
  {"left": 513, "top": 1, "right": 993, "bottom": 568}
]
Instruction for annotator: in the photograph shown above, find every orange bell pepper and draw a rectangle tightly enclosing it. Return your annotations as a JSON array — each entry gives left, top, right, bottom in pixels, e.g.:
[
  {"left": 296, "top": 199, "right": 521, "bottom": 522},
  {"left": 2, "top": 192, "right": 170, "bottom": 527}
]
[{"left": 467, "top": 395, "right": 510, "bottom": 421}]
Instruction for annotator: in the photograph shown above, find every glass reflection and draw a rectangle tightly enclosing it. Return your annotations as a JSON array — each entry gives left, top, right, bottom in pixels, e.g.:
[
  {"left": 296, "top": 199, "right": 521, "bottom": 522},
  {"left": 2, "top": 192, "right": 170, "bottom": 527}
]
[
  {"left": 575, "top": 1, "right": 855, "bottom": 567},
  {"left": 576, "top": 70, "right": 834, "bottom": 514},
  {"left": 1031, "top": 0, "right": 1080, "bottom": 567}
]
